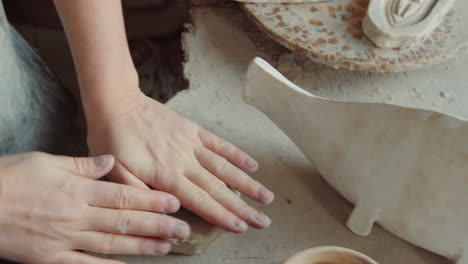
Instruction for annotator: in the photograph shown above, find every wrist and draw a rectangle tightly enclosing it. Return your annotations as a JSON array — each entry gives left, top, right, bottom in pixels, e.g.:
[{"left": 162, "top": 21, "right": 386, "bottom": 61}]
[
  {"left": 78, "top": 62, "right": 139, "bottom": 96},
  {"left": 0, "top": 163, "right": 5, "bottom": 200},
  {"left": 83, "top": 87, "right": 146, "bottom": 131},
  {"left": 79, "top": 63, "right": 140, "bottom": 114}
]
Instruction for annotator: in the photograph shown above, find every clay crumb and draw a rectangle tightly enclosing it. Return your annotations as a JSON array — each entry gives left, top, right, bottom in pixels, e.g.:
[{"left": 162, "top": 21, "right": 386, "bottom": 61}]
[
  {"left": 412, "top": 87, "right": 422, "bottom": 99},
  {"left": 440, "top": 91, "right": 452, "bottom": 101}
]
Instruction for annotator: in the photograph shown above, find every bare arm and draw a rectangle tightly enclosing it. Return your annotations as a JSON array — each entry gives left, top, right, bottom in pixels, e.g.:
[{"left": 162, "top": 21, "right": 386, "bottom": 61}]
[
  {"left": 53, "top": 0, "right": 139, "bottom": 124},
  {"left": 53, "top": 0, "right": 275, "bottom": 233}
]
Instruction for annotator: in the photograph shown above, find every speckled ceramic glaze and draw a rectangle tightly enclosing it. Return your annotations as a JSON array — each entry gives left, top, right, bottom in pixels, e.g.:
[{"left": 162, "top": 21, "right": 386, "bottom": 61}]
[{"left": 241, "top": 0, "right": 467, "bottom": 72}]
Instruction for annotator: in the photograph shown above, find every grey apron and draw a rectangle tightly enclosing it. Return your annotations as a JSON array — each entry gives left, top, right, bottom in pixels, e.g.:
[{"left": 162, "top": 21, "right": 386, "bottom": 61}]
[{"left": 0, "top": 1, "right": 84, "bottom": 157}]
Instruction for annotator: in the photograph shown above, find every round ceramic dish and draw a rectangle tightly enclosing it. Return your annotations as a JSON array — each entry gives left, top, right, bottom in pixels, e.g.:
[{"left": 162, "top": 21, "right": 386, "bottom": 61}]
[
  {"left": 284, "top": 247, "right": 378, "bottom": 264},
  {"left": 241, "top": 0, "right": 468, "bottom": 72}
]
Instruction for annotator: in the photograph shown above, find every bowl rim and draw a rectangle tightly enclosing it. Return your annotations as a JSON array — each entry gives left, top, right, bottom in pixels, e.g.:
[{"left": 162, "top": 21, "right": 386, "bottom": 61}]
[{"left": 284, "top": 246, "right": 378, "bottom": 264}]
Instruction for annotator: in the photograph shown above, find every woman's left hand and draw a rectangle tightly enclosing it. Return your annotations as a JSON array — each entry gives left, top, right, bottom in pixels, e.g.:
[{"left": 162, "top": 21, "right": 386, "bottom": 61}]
[{"left": 87, "top": 91, "right": 275, "bottom": 233}]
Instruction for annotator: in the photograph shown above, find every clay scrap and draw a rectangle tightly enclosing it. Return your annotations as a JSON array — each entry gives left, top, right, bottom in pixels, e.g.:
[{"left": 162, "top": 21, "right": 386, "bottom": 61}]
[
  {"left": 243, "top": 57, "right": 468, "bottom": 263},
  {"left": 170, "top": 209, "right": 226, "bottom": 255},
  {"left": 363, "top": 0, "right": 456, "bottom": 48},
  {"left": 170, "top": 190, "right": 240, "bottom": 254}
]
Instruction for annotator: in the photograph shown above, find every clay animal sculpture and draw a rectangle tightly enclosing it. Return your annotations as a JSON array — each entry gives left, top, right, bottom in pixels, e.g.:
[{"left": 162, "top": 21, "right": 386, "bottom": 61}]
[
  {"left": 363, "top": 0, "right": 456, "bottom": 48},
  {"left": 284, "top": 246, "right": 378, "bottom": 264},
  {"left": 243, "top": 57, "right": 468, "bottom": 263}
]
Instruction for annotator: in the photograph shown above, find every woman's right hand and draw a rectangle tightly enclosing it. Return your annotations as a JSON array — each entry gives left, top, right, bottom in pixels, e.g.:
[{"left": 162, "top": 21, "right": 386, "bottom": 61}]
[{"left": 0, "top": 152, "right": 190, "bottom": 264}]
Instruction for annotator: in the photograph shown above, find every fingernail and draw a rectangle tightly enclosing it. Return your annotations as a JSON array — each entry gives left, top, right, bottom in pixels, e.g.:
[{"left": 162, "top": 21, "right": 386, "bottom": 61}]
[
  {"left": 251, "top": 211, "right": 272, "bottom": 228},
  {"left": 165, "top": 197, "right": 180, "bottom": 212},
  {"left": 257, "top": 187, "right": 275, "bottom": 204},
  {"left": 244, "top": 157, "right": 258, "bottom": 171},
  {"left": 173, "top": 223, "right": 191, "bottom": 240},
  {"left": 233, "top": 217, "right": 248, "bottom": 233},
  {"left": 152, "top": 242, "right": 171, "bottom": 256},
  {"left": 93, "top": 155, "right": 113, "bottom": 169}
]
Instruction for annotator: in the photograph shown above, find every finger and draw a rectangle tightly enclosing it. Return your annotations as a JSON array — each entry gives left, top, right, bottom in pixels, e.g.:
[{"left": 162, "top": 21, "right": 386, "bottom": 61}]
[
  {"left": 172, "top": 178, "right": 248, "bottom": 233},
  {"left": 108, "top": 162, "right": 150, "bottom": 190},
  {"left": 50, "top": 251, "right": 126, "bottom": 264},
  {"left": 85, "top": 180, "right": 180, "bottom": 213},
  {"left": 85, "top": 207, "right": 190, "bottom": 240},
  {"left": 73, "top": 231, "right": 172, "bottom": 256},
  {"left": 53, "top": 155, "right": 115, "bottom": 180},
  {"left": 195, "top": 148, "right": 274, "bottom": 204},
  {"left": 188, "top": 166, "right": 271, "bottom": 229},
  {"left": 198, "top": 129, "right": 259, "bottom": 173}
]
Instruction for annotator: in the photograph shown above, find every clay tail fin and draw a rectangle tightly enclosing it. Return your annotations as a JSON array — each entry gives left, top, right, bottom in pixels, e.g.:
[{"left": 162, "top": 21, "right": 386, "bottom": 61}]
[{"left": 346, "top": 202, "right": 380, "bottom": 236}]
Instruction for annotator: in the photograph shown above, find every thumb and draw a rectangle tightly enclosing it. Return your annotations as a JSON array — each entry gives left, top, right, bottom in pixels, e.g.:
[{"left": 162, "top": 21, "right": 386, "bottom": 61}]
[{"left": 69, "top": 155, "right": 115, "bottom": 179}]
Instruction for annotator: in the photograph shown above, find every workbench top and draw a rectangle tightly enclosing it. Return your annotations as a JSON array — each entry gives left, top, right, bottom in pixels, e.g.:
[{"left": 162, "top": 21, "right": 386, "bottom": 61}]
[
  {"left": 115, "top": 6, "right": 466, "bottom": 264},
  {"left": 4, "top": 6, "right": 467, "bottom": 264},
  {"left": 119, "top": 6, "right": 468, "bottom": 264}
]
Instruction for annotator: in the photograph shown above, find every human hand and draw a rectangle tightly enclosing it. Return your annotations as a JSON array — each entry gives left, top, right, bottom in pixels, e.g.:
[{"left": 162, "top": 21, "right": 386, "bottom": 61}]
[
  {"left": 87, "top": 91, "right": 275, "bottom": 233},
  {"left": 0, "top": 152, "right": 190, "bottom": 264}
]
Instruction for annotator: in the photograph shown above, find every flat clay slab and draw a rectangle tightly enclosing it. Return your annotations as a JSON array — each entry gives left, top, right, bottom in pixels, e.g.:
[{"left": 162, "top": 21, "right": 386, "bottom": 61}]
[
  {"left": 244, "top": 57, "right": 468, "bottom": 263},
  {"left": 241, "top": 0, "right": 468, "bottom": 72}
]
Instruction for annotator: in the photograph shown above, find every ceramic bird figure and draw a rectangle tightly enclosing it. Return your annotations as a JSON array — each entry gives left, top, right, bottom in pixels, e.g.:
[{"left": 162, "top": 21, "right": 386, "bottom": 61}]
[{"left": 243, "top": 57, "right": 468, "bottom": 264}]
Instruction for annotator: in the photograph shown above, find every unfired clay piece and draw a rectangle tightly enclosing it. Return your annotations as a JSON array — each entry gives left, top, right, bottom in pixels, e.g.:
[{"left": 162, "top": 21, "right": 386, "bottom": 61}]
[
  {"left": 283, "top": 247, "right": 378, "bottom": 264},
  {"left": 244, "top": 57, "right": 468, "bottom": 263},
  {"left": 170, "top": 209, "right": 226, "bottom": 255},
  {"left": 363, "top": 0, "right": 456, "bottom": 48},
  {"left": 170, "top": 190, "right": 240, "bottom": 254}
]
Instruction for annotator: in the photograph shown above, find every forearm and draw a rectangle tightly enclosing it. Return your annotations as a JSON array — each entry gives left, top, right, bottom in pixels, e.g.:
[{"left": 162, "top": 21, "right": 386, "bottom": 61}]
[{"left": 54, "top": 0, "right": 139, "bottom": 121}]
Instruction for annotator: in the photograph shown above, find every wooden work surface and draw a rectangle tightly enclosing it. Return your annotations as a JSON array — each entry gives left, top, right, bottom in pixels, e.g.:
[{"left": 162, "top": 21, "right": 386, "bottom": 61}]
[{"left": 4, "top": 6, "right": 468, "bottom": 264}]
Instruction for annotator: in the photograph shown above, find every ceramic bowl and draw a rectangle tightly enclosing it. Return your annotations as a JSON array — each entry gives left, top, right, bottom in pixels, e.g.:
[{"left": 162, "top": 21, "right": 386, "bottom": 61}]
[{"left": 284, "top": 246, "right": 378, "bottom": 264}]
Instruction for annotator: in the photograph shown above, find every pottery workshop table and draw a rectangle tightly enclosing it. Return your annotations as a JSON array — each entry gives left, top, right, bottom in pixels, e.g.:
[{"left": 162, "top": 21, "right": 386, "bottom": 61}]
[
  {"left": 2, "top": 6, "right": 467, "bottom": 264},
  {"left": 114, "top": 6, "right": 467, "bottom": 264},
  {"left": 92, "top": 7, "right": 465, "bottom": 264}
]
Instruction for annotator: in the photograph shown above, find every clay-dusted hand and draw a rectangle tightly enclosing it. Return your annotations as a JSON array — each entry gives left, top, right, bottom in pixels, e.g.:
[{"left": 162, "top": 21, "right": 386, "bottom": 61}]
[
  {"left": 87, "top": 91, "right": 275, "bottom": 233},
  {"left": 0, "top": 152, "right": 190, "bottom": 264}
]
